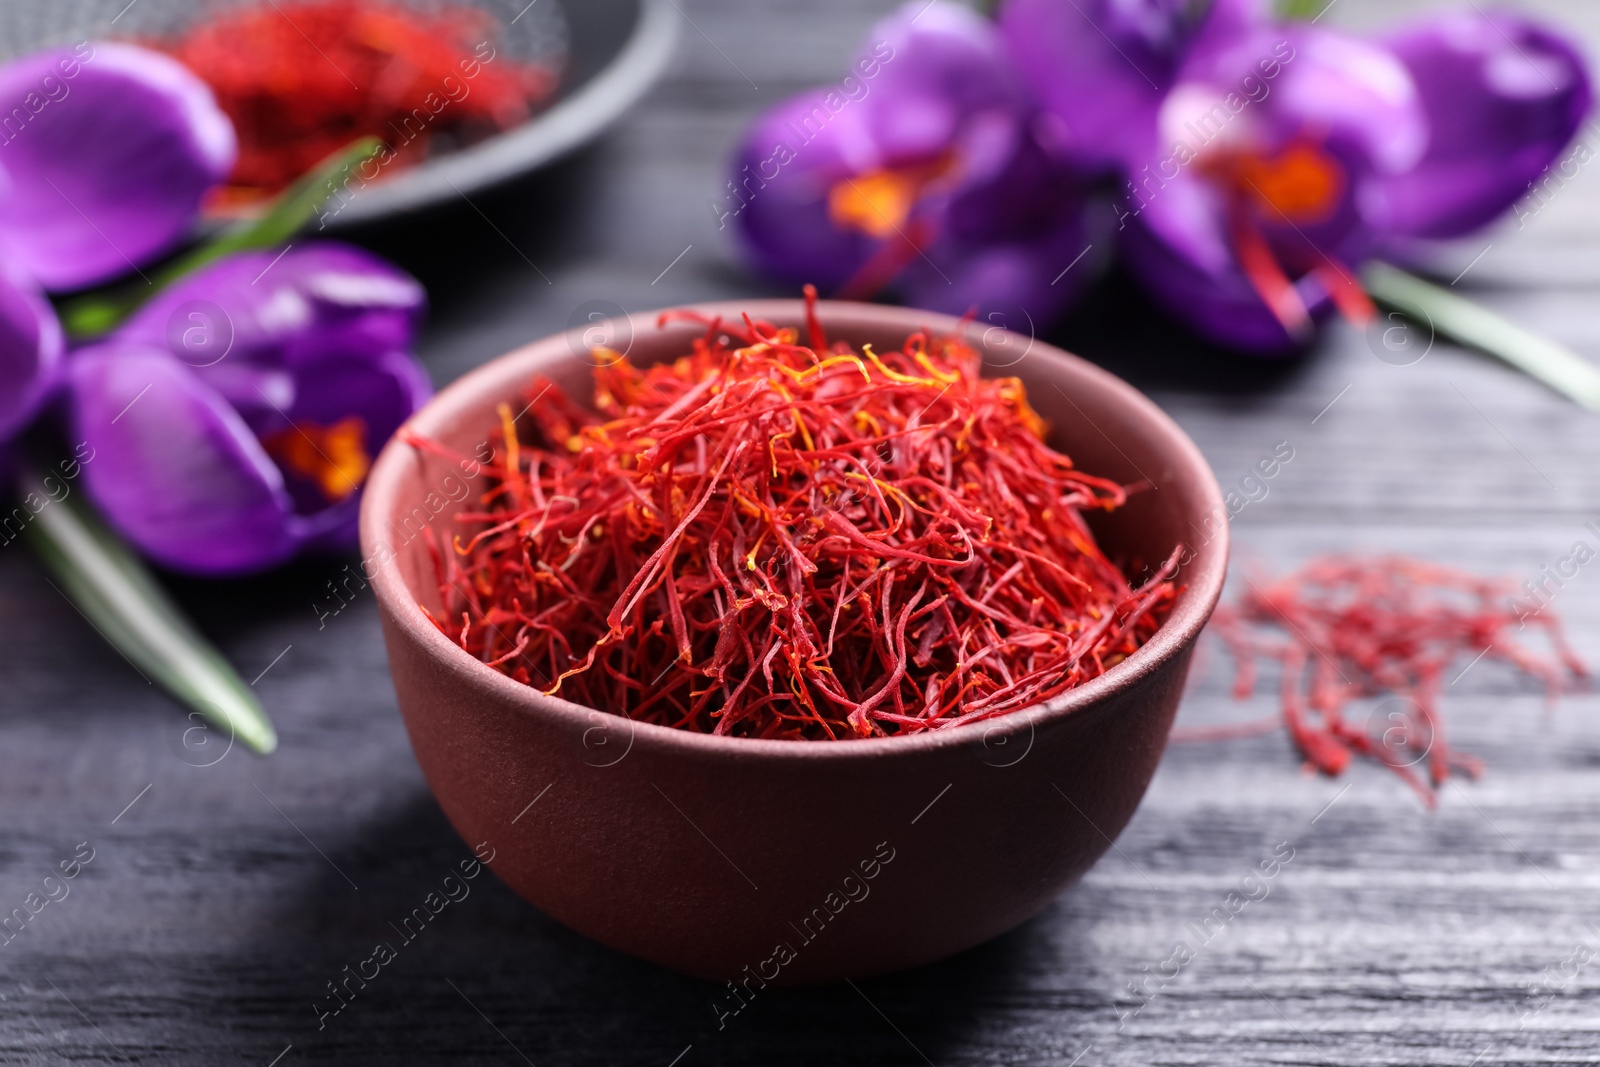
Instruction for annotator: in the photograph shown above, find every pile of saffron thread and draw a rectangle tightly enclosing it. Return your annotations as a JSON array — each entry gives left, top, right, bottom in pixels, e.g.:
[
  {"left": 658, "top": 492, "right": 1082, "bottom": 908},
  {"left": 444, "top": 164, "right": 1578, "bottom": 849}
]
[
  {"left": 163, "top": 0, "right": 559, "bottom": 200},
  {"left": 408, "top": 299, "right": 1177, "bottom": 740},
  {"left": 1183, "top": 556, "right": 1587, "bottom": 805}
]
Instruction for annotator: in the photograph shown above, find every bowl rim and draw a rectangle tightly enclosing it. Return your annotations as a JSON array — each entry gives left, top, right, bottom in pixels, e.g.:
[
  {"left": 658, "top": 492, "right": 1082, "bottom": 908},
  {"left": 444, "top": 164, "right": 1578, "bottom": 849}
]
[
  {"left": 327, "top": 0, "right": 681, "bottom": 226},
  {"left": 360, "top": 299, "right": 1229, "bottom": 762}
]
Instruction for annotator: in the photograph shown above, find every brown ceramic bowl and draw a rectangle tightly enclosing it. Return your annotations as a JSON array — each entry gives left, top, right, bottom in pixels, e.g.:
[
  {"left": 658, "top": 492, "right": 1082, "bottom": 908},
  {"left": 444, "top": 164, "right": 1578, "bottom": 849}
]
[{"left": 360, "top": 301, "right": 1227, "bottom": 985}]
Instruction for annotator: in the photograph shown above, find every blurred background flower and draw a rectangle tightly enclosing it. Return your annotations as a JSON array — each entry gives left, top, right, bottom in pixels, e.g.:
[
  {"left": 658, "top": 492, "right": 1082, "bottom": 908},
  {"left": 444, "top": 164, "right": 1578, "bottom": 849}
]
[
  {"left": 730, "top": 0, "right": 1593, "bottom": 359},
  {"left": 1018, "top": 0, "right": 1591, "bottom": 352},
  {"left": 728, "top": 1, "right": 1100, "bottom": 328}
]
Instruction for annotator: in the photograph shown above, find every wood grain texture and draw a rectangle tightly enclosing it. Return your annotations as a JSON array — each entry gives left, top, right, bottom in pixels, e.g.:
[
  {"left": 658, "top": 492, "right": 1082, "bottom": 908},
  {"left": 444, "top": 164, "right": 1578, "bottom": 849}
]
[{"left": 4, "top": 0, "right": 1600, "bottom": 1063}]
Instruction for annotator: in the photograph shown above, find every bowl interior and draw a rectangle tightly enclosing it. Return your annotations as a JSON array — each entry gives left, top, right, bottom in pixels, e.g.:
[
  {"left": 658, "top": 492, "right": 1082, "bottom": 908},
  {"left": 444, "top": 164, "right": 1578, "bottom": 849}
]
[{"left": 365, "top": 300, "right": 1227, "bottom": 732}]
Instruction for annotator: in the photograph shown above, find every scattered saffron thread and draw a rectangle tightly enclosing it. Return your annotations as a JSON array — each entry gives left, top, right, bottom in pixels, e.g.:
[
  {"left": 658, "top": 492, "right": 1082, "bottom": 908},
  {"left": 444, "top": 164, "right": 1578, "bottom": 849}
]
[{"left": 1177, "top": 556, "right": 1587, "bottom": 806}]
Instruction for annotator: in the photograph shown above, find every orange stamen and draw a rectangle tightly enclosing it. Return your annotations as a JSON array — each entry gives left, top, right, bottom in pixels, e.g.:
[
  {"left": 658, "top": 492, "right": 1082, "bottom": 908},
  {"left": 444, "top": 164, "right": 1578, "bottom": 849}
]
[
  {"left": 828, "top": 170, "right": 921, "bottom": 238},
  {"left": 826, "top": 156, "right": 953, "bottom": 238},
  {"left": 262, "top": 416, "right": 371, "bottom": 502},
  {"left": 1235, "top": 140, "right": 1345, "bottom": 224}
]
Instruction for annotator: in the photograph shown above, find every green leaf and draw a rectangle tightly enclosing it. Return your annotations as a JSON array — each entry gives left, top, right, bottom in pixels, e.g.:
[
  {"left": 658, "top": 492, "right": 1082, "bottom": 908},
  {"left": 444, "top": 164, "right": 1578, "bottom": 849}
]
[
  {"left": 59, "top": 136, "right": 385, "bottom": 340},
  {"left": 1276, "top": 0, "right": 1326, "bottom": 19},
  {"left": 1364, "top": 262, "right": 1600, "bottom": 411},
  {"left": 17, "top": 463, "right": 278, "bottom": 755}
]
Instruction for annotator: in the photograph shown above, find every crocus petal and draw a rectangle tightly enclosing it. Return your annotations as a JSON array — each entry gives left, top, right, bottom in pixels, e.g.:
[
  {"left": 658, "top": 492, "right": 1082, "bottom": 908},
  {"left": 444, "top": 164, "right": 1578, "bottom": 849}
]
[
  {"left": 262, "top": 350, "right": 435, "bottom": 552},
  {"left": 1001, "top": 0, "right": 1267, "bottom": 173},
  {"left": 116, "top": 241, "right": 426, "bottom": 371},
  {"left": 901, "top": 237, "right": 1090, "bottom": 332},
  {"left": 1120, "top": 170, "right": 1326, "bottom": 355},
  {"left": 1253, "top": 30, "right": 1425, "bottom": 177},
  {"left": 0, "top": 259, "right": 62, "bottom": 441},
  {"left": 71, "top": 345, "right": 299, "bottom": 575},
  {"left": 856, "top": 1, "right": 1026, "bottom": 169},
  {"left": 1376, "top": 8, "right": 1592, "bottom": 238},
  {"left": 0, "top": 42, "right": 235, "bottom": 292},
  {"left": 1165, "top": 24, "right": 1426, "bottom": 182},
  {"left": 902, "top": 136, "right": 1098, "bottom": 324},
  {"left": 730, "top": 88, "right": 877, "bottom": 291}
]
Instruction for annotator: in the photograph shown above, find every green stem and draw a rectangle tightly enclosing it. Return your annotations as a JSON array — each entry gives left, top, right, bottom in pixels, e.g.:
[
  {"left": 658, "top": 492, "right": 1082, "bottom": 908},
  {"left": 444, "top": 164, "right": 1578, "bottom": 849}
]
[
  {"left": 17, "top": 464, "right": 277, "bottom": 755},
  {"left": 1364, "top": 262, "right": 1600, "bottom": 411},
  {"left": 58, "top": 136, "right": 384, "bottom": 339}
]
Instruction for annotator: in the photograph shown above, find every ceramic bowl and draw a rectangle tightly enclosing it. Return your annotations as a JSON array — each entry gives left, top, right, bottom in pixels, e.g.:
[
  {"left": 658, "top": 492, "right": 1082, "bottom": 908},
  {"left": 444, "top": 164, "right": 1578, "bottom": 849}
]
[{"left": 360, "top": 301, "right": 1227, "bottom": 984}]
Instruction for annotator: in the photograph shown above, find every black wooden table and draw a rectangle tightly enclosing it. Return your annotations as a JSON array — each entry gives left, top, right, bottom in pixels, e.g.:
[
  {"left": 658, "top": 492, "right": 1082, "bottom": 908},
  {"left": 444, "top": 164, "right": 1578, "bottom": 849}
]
[{"left": 6, "top": 0, "right": 1600, "bottom": 1063}]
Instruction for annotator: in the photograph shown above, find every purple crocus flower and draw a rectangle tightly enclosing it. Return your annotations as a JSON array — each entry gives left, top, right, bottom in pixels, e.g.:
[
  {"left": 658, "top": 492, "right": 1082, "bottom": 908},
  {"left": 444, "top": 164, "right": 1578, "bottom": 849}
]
[
  {"left": 727, "top": 1, "right": 1097, "bottom": 326},
  {"left": 69, "top": 243, "right": 432, "bottom": 576},
  {"left": 1001, "top": 0, "right": 1591, "bottom": 353}
]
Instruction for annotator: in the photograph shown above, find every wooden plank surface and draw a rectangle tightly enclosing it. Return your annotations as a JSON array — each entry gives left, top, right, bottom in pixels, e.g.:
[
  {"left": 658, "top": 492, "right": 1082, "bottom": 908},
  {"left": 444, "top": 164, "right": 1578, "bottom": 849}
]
[{"left": 4, "top": 0, "right": 1600, "bottom": 1063}]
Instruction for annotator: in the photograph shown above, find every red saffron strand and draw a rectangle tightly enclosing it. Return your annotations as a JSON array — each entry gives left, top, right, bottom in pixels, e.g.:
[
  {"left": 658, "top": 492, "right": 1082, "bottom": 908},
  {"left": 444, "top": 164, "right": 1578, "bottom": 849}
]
[
  {"left": 162, "top": 0, "right": 560, "bottom": 202},
  {"left": 414, "top": 298, "right": 1177, "bottom": 740},
  {"left": 1178, "top": 556, "right": 1587, "bottom": 806}
]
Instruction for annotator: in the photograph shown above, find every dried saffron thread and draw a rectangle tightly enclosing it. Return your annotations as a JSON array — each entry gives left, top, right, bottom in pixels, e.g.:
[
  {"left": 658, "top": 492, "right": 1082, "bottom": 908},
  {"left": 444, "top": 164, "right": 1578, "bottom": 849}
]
[
  {"left": 411, "top": 295, "right": 1177, "bottom": 740},
  {"left": 163, "top": 0, "right": 560, "bottom": 201},
  {"left": 1177, "top": 556, "right": 1587, "bottom": 806}
]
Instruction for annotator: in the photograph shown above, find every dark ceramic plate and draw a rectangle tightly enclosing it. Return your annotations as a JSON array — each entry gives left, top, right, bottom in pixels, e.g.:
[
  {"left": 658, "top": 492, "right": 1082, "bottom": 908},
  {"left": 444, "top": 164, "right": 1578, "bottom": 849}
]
[{"left": 0, "top": 0, "right": 678, "bottom": 227}]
